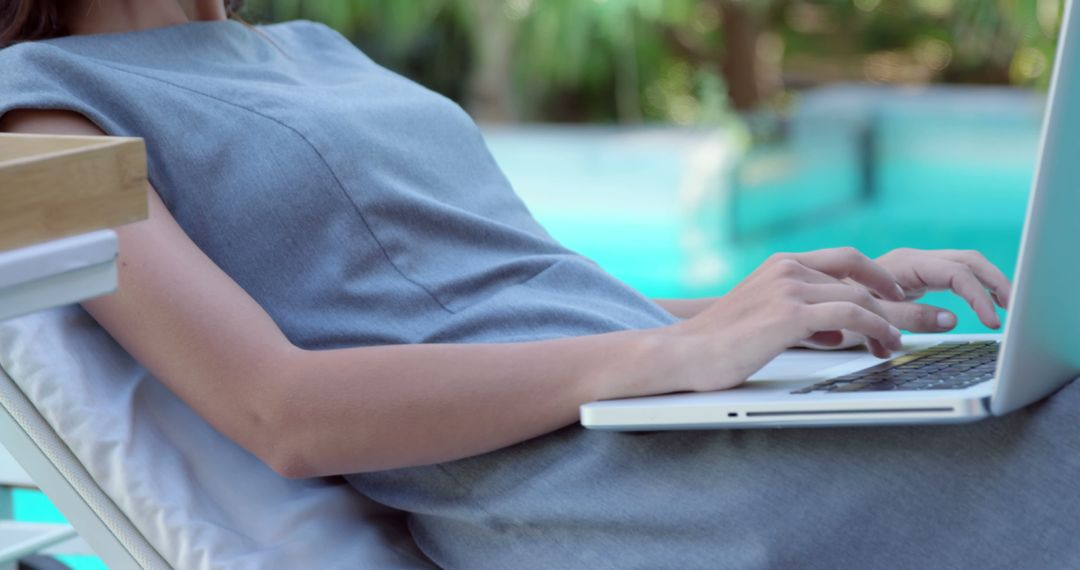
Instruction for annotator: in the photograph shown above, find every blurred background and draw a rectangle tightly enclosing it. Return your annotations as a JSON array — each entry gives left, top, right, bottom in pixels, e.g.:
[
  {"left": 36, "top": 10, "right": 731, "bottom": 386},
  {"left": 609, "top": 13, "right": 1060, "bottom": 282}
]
[
  {"left": 245, "top": 0, "right": 1060, "bottom": 121},
  {"left": 236, "top": 0, "right": 1061, "bottom": 333}
]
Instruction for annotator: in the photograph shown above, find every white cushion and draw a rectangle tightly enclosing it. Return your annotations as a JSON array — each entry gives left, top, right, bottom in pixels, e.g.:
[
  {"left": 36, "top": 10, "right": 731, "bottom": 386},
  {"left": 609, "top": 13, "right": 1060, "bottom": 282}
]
[{"left": 0, "top": 305, "right": 432, "bottom": 569}]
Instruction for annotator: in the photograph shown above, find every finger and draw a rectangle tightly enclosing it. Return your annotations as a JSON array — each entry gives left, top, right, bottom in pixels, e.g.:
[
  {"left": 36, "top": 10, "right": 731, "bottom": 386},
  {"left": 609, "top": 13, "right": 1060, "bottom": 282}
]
[
  {"left": 788, "top": 248, "right": 905, "bottom": 302},
  {"left": 865, "top": 337, "right": 892, "bottom": 359},
  {"left": 824, "top": 330, "right": 885, "bottom": 357},
  {"left": 799, "top": 283, "right": 888, "bottom": 321},
  {"left": 804, "top": 302, "right": 902, "bottom": 352},
  {"left": 840, "top": 330, "right": 869, "bottom": 348},
  {"left": 940, "top": 250, "right": 1013, "bottom": 309},
  {"left": 913, "top": 259, "right": 1000, "bottom": 329},
  {"left": 840, "top": 330, "right": 892, "bottom": 359},
  {"left": 806, "top": 330, "right": 845, "bottom": 346},
  {"left": 763, "top": 257, "right": 841, "bottom": 286},
  {"left": 800, "top": 330, "right": 865, "bottom": 351},
  {"left": 881, "top": 300, "right": 958, "bottom": 333}
]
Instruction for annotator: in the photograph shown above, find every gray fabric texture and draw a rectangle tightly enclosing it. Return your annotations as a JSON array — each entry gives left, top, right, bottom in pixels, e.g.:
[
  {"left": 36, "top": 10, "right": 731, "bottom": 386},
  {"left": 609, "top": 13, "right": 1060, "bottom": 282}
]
[
  {"left": 355, "top": 382, "right": 1080, "bottom": 569},
  {"left": 3, "top": 18, "right": 1078, "bottom": 570}
]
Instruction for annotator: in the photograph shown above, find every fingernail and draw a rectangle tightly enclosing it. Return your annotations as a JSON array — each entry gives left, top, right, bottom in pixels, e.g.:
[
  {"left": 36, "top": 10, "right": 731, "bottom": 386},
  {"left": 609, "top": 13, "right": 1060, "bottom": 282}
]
[
  {"left": 937, "top": 312, "right": 956, "bottom": 330},
  {"left": 889, "top": 325, "right": 902, "bottom": 347},
  {"left": 893, "top": 284, "right": 906, "bottom": 301}
]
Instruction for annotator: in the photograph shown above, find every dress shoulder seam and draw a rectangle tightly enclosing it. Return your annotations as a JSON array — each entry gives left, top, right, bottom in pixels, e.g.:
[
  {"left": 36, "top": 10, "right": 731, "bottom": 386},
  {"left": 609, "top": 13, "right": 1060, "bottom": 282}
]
[{"left": 75, "top": 58, "right": 457, "bottom": 314}]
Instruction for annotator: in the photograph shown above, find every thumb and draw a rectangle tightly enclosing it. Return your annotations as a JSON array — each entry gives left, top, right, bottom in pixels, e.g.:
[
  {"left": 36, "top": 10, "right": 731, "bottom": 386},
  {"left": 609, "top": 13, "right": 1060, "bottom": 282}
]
[{"left": 883, "top": 301, "right": 957, "bottom": 333}]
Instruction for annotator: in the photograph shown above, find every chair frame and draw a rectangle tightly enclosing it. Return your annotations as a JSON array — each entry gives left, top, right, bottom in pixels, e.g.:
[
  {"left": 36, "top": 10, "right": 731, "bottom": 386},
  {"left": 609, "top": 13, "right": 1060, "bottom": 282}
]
[{"left": 0, "top": 375, "right": 149, "bottom": 570}]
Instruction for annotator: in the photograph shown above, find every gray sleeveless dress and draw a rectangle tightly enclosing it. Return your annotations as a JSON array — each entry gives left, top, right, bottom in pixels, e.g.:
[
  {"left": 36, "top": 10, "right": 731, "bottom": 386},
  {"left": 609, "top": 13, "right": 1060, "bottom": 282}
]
[{"left": 3, "top": 20, "right": 1080, "bottom": 570}]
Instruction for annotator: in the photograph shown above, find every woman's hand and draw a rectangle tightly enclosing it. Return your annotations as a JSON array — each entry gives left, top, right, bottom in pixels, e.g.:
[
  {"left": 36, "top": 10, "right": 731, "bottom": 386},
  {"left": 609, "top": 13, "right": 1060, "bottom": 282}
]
[
  {"left": 612, "top": 248, "right": 907, "bottom": 397},
  {"left": 800, "top": 248, "right": 1012, "bottom": 351}
]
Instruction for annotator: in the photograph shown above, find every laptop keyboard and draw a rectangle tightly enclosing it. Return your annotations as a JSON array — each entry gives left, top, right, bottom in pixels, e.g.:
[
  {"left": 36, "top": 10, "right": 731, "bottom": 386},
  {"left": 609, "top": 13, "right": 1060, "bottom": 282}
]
[{"left": 791, "top": 341, "right": 1000, "bottom": 394}]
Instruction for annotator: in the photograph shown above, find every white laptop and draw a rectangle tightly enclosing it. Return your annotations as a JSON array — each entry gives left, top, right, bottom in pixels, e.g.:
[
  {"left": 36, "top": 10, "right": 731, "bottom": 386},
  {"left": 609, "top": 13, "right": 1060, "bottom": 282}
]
[{"left": 581, "top": 0, "right": 1080, "bottom": 431}]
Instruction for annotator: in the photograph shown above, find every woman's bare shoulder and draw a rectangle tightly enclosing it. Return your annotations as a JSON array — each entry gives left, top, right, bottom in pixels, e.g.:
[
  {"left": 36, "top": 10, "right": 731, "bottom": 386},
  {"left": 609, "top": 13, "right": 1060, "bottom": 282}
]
[{"left": 0, "top": 108, "right": 104, "bottom": 136}]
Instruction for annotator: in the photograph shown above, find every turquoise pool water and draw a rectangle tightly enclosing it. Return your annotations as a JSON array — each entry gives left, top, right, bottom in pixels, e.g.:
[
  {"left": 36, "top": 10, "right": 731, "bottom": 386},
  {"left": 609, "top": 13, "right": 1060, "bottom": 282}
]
[{"left": 12, "top": 489, "right": 106, "bottom": 569}]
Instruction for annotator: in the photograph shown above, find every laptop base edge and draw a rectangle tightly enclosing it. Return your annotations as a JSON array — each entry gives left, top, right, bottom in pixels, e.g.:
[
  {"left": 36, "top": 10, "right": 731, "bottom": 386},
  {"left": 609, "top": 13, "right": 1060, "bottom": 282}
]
[{"left": 582, "top": 396, "right": 991, "bottom": 431}]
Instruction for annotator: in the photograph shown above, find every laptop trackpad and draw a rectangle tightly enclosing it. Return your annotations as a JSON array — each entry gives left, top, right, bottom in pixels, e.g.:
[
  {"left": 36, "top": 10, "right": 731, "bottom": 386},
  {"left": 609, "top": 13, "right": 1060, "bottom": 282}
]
[{"left": 748, "top": 349, "right": 877, "bottom": 382}]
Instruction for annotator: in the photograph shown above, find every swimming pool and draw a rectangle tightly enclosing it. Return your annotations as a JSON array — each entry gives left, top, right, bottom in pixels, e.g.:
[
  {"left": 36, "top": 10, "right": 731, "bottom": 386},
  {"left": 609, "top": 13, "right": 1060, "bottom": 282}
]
[{"left": 10, "top": 488, "right": 106, "bottom": 569}]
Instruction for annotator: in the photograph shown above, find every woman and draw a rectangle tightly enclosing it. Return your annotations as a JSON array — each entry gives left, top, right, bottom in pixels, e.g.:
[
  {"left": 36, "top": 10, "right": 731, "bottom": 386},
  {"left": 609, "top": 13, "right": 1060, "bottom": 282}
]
[{"left": 2, "top": 1, "right": 1076, "bottom": 568}]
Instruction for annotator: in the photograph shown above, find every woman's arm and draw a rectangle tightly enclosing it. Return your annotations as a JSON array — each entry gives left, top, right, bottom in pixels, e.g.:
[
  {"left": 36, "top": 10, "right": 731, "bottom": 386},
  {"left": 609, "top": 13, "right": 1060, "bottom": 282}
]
[
  {"left": 0, "top": 110, "right": 653, "bottom": 476},
  {"left": 652, "top": 298, "right": 716, "bottom": 319},
  {"left": 0, "top": 110, "right": 936, "bottom": 479}
]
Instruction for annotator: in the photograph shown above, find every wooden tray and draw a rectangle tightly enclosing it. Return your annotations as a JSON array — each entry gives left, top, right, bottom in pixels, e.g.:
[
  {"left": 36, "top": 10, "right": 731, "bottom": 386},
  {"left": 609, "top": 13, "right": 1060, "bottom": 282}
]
[{"left": 0, "top": 133, "right": 148, "bottom": 252}]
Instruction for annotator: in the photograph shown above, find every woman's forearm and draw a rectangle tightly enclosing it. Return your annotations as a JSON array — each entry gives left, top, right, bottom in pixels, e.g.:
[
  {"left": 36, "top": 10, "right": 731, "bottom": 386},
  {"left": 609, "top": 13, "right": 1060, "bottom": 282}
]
[
  {"left": 267, "top": 297, "right": 709, "bottom": 478},
  {"left": 268, "top": 328, "right": 665, "bottom": 478},
  {"left": 653, "top": 298, "right": 717, "bottom": 319}
]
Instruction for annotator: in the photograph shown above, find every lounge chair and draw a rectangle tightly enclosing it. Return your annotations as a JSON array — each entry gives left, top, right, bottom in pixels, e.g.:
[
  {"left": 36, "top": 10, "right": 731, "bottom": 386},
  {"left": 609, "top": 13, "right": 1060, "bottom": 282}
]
[{"left": 0, "top": 303, "right": 435, "bottom": 569}]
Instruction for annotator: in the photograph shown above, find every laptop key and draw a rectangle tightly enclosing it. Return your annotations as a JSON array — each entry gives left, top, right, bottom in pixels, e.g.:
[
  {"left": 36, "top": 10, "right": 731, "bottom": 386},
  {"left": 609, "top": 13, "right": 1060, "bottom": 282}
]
[{"left": 791, "top": 341, "right": 1000, "bottom": 395}]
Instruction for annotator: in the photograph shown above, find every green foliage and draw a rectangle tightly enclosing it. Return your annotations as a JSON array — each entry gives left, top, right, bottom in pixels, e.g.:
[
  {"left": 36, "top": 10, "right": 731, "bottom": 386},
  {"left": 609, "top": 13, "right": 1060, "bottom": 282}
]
[
  {"left": 241, "top": 0, "right": 1064, "bottom": 123},
  {"left": 773, "top": 0, "right": 1062, "bottom": 88}
]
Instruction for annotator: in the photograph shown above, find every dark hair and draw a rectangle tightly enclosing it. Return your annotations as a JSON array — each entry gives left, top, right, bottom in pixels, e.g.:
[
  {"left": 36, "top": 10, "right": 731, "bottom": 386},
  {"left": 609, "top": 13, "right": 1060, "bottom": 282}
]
[{"left": 1, "top": 0, "right": 245, "bottom": 48}]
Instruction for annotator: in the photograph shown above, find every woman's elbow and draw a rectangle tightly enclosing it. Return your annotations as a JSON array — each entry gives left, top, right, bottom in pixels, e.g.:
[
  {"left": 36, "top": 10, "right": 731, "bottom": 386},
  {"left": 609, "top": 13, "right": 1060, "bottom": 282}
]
[
  {"left": 260, "top": 444, "right": 316, "bottom": 480},
  {"left": 248, "top": 400, "right": 320, "bottom": 479},
  {"left": 241, "top": 348, "right": 322, "bottom": 479},
  {"left": 242, "top": 346, "right": 386, "bottom": 478},
  {"left": 237, "top": 395, "right": 316, "bottom": 479}
]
